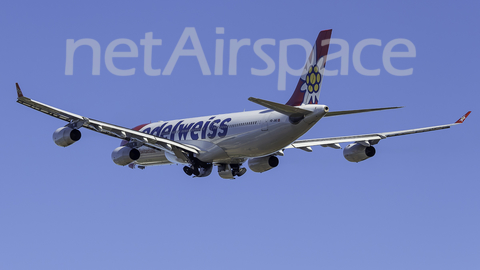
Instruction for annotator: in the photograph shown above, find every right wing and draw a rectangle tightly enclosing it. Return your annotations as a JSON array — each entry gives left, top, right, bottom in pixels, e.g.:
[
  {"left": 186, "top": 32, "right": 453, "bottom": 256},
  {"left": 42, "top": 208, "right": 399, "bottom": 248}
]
[
  {"left": 287, "top": 111, "right": 472, "bottom": 150},
  {"left": 15, "top": 83, "right": 199, "bottom": 155}
]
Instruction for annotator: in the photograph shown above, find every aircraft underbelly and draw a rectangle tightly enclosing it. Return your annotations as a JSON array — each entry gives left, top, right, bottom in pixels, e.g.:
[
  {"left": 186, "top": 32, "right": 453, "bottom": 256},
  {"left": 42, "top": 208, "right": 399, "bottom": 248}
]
[
  {"left": 222, "top": 122, "right": 312, "bottom": 158},
  {"left": 184, "top": 140, "right": 230, "bottom": 163}
]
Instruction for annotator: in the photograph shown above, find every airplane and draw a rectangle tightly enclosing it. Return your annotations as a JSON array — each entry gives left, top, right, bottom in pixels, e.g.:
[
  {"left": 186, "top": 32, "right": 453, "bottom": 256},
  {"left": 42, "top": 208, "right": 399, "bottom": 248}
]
[{"left": 16, "top": 29, "right": 471, "bottom": 179}]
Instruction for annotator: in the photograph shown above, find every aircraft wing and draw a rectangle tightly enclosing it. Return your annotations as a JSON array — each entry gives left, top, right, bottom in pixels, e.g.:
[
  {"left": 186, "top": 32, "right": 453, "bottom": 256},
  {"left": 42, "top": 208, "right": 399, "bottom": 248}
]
[
  {"left": 287, "top": 111, "right": 471, "bottom": 150},
  {"left": 15, "top": 83, "right": 200, "bottom": 155}
]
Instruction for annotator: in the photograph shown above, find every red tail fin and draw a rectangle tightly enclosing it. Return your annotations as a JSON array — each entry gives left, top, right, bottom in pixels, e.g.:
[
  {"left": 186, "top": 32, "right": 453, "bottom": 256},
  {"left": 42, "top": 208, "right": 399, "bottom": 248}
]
[{"left": 286, "top": 29, "right": 332, "bottom": 106}]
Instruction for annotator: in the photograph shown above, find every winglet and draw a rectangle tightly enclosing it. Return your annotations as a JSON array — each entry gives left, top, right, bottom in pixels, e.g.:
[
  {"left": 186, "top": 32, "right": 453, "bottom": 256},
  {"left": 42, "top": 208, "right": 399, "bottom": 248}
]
[
  {"left": 16, "top": 83, "right": 24, "bottom": 98},
  {"left": 455, "top": 111, "right": 471, "bottom": 124}
]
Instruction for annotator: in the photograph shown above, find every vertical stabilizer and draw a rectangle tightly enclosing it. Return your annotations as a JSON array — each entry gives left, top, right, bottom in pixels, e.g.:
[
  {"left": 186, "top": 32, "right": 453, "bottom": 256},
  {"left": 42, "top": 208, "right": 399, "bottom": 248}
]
[{"left": 286, "top": 29, "right": 332, "bottom": 106}]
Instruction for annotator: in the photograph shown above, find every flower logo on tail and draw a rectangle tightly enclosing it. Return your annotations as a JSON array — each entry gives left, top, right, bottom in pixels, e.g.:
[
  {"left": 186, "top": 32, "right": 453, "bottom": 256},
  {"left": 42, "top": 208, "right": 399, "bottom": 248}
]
[{"left": 299, "top": 49, "right": 325, "bottom": 104}]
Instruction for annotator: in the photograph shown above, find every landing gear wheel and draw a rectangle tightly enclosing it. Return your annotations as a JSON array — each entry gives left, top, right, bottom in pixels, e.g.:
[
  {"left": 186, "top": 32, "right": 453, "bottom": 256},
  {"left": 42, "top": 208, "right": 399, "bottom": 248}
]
[
  {"left": 183, "top": 166, "right": 193, "bottom": 176},
  {"left": 236, "top": 168, "right": 247, "bottom": 177},
  {"left": 230, "top": 164, "right": 247, "bottom": 177},
  {"left": 193, "top": 167, "right": 200, "bottom": 176}
]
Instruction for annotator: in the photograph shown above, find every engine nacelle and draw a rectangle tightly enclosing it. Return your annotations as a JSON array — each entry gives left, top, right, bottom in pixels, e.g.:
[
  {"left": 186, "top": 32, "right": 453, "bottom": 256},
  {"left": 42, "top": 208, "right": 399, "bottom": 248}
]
[
  {"left": 343, "top": 143, "right": 376, "bottom": 163},
  {"left": 248, "top": 156, "right": 279, "bottom": 173},
  {"left": 111, "top": 146, "right": 141, "bottom": 166},
  {"left": 52, "top": 127, "right": 81, "bottom": 147}
]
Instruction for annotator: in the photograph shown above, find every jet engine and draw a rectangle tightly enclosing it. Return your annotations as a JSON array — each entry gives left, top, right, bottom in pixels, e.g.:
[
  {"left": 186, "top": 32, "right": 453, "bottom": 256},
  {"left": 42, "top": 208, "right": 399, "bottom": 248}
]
[
  {"left": 343, "top": 143, "right": 376, "bottom": 163},
  {"left": 111, "top": 146, "right": 141, "bottom": 166},
  {"left": 248, "top": 155, "right": 279, "bottom": 173},
  {"left": 53, "top": 127, "right": 81, "bottom": 147}
]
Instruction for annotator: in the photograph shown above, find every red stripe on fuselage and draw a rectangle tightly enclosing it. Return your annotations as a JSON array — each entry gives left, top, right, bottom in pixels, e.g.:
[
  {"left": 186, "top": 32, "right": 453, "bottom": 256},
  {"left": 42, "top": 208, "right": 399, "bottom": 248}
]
[{"left": 120, "top": 123, "right": 149, "bottom": 146}]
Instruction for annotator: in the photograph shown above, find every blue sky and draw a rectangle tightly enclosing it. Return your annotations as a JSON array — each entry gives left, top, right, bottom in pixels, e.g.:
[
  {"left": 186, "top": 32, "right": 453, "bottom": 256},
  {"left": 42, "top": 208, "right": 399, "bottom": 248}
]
[{"left": 1, "top": 0, "right": 479, "bottom": 269}]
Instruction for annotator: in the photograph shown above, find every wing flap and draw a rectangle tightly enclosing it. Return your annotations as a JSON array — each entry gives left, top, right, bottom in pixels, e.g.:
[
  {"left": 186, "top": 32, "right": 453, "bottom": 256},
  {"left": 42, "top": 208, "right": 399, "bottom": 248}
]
[
  {"left": 380, "top": 124, "right": 453, "bottom": 138},
  {"left": 17, "top": 96, "right": 84, "bottom": 122},
  {"left": 86, "top": 119, "right": 200, "bottom": 153},
  {"left": 291, "top": 135, "right": 384, "bottom": 148}
]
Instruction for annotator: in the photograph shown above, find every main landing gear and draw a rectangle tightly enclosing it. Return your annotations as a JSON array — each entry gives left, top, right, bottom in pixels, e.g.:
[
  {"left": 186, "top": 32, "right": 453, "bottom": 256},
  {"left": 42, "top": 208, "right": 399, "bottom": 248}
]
[
  {"left": 231, "top": 164, "right": 247, "bottom": 177},
  {"left": 184, "top": 163, "right": 247, "bottom": 179},
  {"left": 181, "top": 153, "right": 246, "bottom": 179},
  {"left": 182, "top": 154, "right": 213, "bottom": 177},
  {"left": 183, "top": 164, "right": 213, "bottom": 177},
  {"left": 183, "top": 153, "right": 204, "bottom": 177},
  {"left": 217, "top": 164, "right": 247, "bottom": 179},
  {"left": 183, "top": 166, "right": 200, "bottom": 176}
]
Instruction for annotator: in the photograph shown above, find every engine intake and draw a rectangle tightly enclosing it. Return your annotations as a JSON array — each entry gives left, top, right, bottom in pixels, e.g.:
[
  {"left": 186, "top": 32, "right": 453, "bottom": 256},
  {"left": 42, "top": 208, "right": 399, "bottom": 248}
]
[
  {"left": 112, "top": 146, "right": 141, "bottom": 166},
  {"left": 248, "top": 156, "right": 279, "bottom": 173},
  {"left": 53, "top": 127, "right": 81, "bottom": 147},
  {"left": 343, "top": 143, "right": 376, "bottom": 163}
]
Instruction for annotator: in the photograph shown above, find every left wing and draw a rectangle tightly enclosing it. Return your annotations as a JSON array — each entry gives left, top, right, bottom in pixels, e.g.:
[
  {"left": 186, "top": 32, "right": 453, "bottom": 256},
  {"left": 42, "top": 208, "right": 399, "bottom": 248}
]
[
  {"left": 15, "top": 83, "right": 199, "bottom": 155},
  {"left": 287, "top": 111, "right": 471, "bottom": 150}
]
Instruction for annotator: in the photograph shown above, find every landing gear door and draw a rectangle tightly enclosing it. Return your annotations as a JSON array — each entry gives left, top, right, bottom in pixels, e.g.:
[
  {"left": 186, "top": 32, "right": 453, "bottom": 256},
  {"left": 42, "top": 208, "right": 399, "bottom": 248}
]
[{"left": 261, "top": 112, "right": 270, "bottom": 131}]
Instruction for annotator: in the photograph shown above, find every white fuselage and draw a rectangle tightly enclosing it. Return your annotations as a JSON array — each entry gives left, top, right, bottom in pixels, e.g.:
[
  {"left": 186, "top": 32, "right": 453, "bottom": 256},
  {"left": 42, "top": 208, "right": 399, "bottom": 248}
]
[{"left": 135, "top": 104, "right": 328, "bottom": 166}]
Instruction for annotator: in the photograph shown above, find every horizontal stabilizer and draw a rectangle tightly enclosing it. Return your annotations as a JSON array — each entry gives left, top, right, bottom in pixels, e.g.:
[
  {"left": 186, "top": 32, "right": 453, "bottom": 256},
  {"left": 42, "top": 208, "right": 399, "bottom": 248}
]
[
  {"left": 325, "top": 106, "right": 403, "bottom": 117},
  {"left": 248, "top": 97, "right": 312, "bottom": 116}
]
